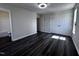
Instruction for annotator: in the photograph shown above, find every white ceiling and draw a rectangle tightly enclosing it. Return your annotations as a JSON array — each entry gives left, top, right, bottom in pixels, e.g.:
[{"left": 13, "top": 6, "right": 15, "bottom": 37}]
[{"left": 5, "top": 3, "right": 75, "bottom": 14}]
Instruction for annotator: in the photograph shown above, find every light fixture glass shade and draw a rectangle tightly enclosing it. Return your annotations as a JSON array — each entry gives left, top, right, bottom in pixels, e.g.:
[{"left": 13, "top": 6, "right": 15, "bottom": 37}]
[{"left": 38, "top": 3, "right": 47, "bottom": 9}]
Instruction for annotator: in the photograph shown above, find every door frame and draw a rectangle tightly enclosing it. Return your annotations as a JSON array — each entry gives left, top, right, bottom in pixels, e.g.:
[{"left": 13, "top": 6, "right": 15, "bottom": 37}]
[{"left": 0, "top": 8, "right": 13, "bottom": 40}]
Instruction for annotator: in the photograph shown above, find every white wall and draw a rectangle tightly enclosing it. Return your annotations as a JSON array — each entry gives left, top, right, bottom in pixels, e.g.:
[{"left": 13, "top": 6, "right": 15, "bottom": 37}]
[
  {"left": 11, "top": 8, "right": 37, "bottom": 41},
  {"left": 0, "top": 11, "right": 10, "bottom": 33},
  {"left": 0, "top": 5, "right": 37, "bottom": 41},
  {"left": 38, "top": 9, "right": 73, "bottom": 36}
]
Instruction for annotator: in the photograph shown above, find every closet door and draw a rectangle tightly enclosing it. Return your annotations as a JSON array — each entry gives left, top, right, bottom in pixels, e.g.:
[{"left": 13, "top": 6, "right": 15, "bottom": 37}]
[
  {"left": 44, "top": 15, "right": 50, "bottom": 33},
  {"left": 50, "top": 14, "right": 62, "bottom": 34},
  {"left": 39, "top": 15, "right": 45, "bottom": 32},
  {"left": 50, "top": 11, "right": 73, "bottom": 36}
]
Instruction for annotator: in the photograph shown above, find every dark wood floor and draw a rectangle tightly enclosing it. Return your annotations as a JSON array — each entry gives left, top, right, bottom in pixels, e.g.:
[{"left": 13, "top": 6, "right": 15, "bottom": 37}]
[
  {"left": 0, "top": 32, "right": 78, "bottom": 56},
  {"left": 0, "top": 36, "right": 11, "bottom": 47}
]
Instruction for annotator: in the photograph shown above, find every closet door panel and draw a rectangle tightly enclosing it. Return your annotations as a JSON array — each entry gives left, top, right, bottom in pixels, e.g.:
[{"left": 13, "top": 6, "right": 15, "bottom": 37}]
[
  {"left": 44, "top": 15, "right": 50, "bottom": 33},
  {"left": 39, "top": 15, "right": 45, "bottom": 32}
]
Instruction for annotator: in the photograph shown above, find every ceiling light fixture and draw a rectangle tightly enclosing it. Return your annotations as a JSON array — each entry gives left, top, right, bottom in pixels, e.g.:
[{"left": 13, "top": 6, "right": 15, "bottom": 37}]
[{"left": 38, "top": 3, "right": 47, "bottom": 9}]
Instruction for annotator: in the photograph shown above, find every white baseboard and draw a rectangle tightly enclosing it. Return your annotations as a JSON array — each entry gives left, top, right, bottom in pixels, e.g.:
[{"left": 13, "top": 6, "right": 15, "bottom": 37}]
[{"left": 12, "top": 32, "right": 37, "bottom": 41}]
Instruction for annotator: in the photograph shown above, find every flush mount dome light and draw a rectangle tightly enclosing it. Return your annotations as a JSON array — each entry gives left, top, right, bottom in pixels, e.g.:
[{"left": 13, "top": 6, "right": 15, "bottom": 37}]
[{"left": 38, "top": 3, "right": 47, "bottom": 9}]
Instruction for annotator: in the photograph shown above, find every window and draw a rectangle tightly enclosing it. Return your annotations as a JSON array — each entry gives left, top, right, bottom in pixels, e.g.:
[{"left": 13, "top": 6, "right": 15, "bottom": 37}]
[{"left": 73, "top": 8, "right": 77, "bottom": 34}]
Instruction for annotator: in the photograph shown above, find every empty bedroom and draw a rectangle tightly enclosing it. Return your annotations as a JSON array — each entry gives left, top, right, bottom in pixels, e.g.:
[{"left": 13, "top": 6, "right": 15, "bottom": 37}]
[{"left": 0, "top": 3, "right": 79, "bottom": 56}]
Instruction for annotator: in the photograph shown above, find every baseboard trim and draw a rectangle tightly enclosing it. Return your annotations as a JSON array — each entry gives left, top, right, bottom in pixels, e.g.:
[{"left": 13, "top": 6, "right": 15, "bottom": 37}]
[
  {"left": 12, "top": 32, "right": 37, "bottom": 41},
  {"left": 38, "top": 31, "right": 71, "bottom": 38}
]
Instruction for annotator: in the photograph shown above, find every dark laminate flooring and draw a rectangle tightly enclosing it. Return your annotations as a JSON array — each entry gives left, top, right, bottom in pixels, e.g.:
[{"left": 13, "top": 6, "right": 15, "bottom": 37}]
[
  {"left": 0, "top": 36, "right": 11, "bottom": 47},
  {"left": 0, "top": 32, "right": 78, "bottom": 56}
]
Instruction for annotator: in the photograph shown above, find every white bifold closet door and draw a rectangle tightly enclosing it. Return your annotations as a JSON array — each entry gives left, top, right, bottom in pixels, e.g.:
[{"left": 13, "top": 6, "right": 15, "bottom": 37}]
[
  {"left": 39, "top": 15, "right": 50, "bottom": 33},
  {"left": 50, "top": 13, "right": 68, "bottom": 35},
  {"left": 39, "top": 10, "right": 73, "bottom": 36},
  {"left": 44, "top": 15, "right": 50, "bottom": 33},
  {"left": 50, "top": 11, "right": 73, "bottom": 36}
]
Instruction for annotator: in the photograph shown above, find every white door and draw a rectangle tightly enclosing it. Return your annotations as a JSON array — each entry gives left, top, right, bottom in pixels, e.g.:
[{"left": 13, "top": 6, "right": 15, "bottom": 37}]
[
  {"left": 50, "top": 14, "right": 62, "bottom": 34},
  {"left": 50, "top": 11, "right": 73, "bottom": 36},
  {"left": 44, "top": 15, "right": 50, "bottom": 33}
]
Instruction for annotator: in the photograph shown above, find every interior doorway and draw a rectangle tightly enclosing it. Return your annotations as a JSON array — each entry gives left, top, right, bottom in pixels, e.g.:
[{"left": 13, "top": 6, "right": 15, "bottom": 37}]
[{"left": 0, "top": 8, "right": 12, "bottom": 46}]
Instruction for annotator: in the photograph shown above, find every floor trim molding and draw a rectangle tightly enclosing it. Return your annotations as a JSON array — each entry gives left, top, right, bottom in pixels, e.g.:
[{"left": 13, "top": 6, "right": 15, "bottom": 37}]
[{"left": 12, "top": 32, "right": 37, "bottom": 41}]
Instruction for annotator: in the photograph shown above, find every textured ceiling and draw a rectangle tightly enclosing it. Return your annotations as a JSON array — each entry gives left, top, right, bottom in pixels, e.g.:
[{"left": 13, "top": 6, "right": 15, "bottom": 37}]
[{"left": 4, "top": 3, "right": 75, "bottom": 14}]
